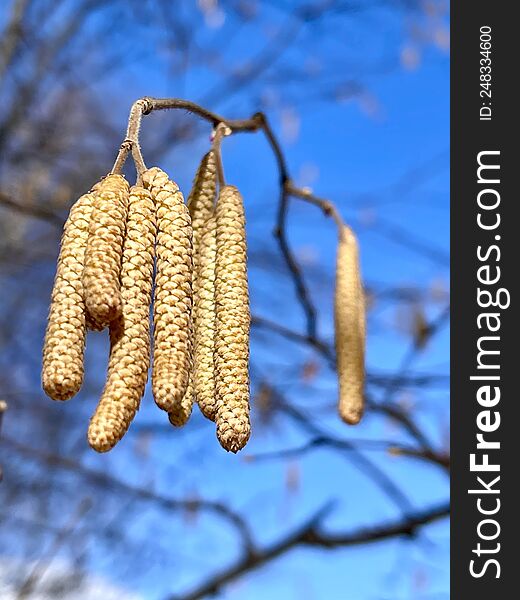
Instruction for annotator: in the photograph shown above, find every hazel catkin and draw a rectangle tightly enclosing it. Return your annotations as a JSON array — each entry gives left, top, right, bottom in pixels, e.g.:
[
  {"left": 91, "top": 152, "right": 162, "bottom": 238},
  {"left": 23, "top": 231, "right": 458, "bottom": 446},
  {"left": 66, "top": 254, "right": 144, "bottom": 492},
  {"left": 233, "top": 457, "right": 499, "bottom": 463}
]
[
  {"left": 184, "top": 152, "right": 219, "bottom": 421},
  {"left": 214, "top": 185, "right": 251, "bottom": 452},
  {"left": 141, "top": 167, "right": 193, "bottom": 419},
  {"left": 87, "top": 186, "right": 156, "bottom": 452},
  {"left": 168, "top": 375, "right": 194, "bottom": 427},
  {"left": 82, "top": 174, "right": 129, "bottom": 327},
  {"left": 187, "top": 151, "right": 217, "bottom": 262},
  {"left": 193, "top": 215, "right": 217, "bottom": 420},
  {"left": 179, "top": 152, "right": 217, "bottom": 421},
  {"left": 335, "top": 224, "right": 366, "bottom": 425},
  {"left": 42, "top": 192, "right": 96, "bottom": 401}
]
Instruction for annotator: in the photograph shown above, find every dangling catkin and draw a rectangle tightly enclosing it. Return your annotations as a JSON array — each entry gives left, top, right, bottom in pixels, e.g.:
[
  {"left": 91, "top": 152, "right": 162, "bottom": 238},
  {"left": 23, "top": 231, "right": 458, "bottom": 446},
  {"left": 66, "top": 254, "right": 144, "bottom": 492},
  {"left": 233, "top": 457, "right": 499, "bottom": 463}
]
[
  {"left": 193, "top": 215, "right": 217, "bottom": 420},
  {"left": 42, "top": 191, "right": 96, "bottom": 401},
  {"left": 166, "top": 153, "right": 216, "bottom": 425},
  {"left": 335, "top": 224, "right": 366, "bottom": 425},
  {"left": 214, "top": 185, "right": 251, "bottom": 452},
  {"left": 87, "top": 186, "right": 156, "bottom": 452},
  {"left": 83, "top": 174, "right": 129, "bottom": 327},
  {"left": 141, "top": 167, "right": 193, "bottom": 418},
  {"left": 187, "top": 151, "right": 217, "bottom": 256},
  {"left": 168, "top": 375, "right": 194, "bottom": 427}
]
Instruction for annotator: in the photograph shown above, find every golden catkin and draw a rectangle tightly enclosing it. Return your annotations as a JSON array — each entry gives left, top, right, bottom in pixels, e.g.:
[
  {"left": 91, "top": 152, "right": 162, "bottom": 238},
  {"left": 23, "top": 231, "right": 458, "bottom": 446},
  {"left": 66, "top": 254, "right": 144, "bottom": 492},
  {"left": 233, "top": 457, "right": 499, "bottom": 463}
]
[
  {"left": 83, "top": 174, "right": 129, "bottom": 327},
  {"left": 87, "top": 186, "right": 156, "bottom": 452},
  {"left": 193, "top": 215, "right": 217, "bottom": 420},
  {"left": 186, "top": 152, "right": 216, "bottom": 420},
  {"left": 42, "top": 192, "right": 95, "bottom": 401},
  {"left": 335, "top": 224, "right": 366, "bottom": 425},
  {"left": 214, "top": 185, "right": 251, "bottom": 452},
  {"left": 141, "top": 167, "right": 193, "bottom": 418},
  {"left": 168, "top": 375, "right": 194, "bottom": 427},
  {"left": 187, "top": 151, "right": 217, "bottom": 259}
]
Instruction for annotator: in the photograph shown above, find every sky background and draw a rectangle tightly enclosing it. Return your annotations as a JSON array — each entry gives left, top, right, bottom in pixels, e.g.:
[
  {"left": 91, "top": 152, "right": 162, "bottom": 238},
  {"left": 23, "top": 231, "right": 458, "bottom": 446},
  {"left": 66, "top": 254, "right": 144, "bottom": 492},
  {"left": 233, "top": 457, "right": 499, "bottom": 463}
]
[{"left": 0, "top": 2, "right": 449, "bottom": 599}]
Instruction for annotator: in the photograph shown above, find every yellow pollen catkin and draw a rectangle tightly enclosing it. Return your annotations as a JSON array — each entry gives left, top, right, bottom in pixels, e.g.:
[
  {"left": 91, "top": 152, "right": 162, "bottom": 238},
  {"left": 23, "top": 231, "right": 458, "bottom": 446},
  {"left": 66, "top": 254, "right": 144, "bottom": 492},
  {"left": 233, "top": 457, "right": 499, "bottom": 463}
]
[
  {"left": 142, "top": 167, "right": 193, "bottom": 419},
  {"left": 214, "top": 185, "right": 251, "bottom": 452},
  {"left": 83, "top": 174, "right": 129, "bottom": 327},
  {"left": 87, "top": 186, "right": 156, "bottom": 452},
  {"left": 187, "top": 151, "right": 217, "bottom": 257},
  {"left": 185, "top": 152, "right": 217, "bottom": 420},
  {"left": 168, "top": 375, "right": 194, "bottom": 427},
  {"left": 42, "top": 191, "right": 96, "bottom": 401},
  {"left": 335, "top": 224, "right": 366, "bottom": 425},
  {"left": 193, "top": 215, "right": 217, "bottom": 420}
]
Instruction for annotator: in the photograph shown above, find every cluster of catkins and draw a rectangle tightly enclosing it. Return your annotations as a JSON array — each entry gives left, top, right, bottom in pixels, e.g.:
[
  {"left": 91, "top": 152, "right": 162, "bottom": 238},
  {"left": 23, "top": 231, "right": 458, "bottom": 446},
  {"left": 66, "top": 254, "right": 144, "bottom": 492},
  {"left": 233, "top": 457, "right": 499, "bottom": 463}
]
[{"left": 42, "top": 150, "right": 251, "bottom": 453}]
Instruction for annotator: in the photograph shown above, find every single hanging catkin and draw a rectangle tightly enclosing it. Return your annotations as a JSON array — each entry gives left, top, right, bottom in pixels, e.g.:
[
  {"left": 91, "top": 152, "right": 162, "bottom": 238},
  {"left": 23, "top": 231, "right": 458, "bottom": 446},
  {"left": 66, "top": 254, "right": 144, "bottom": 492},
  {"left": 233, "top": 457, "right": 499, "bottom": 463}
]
[
  {"left": 335, "top": 224, "right": 366, "bottom": 425},
  {"left": 193, "top": 215, "right": 217, "bottom": 420},
  {"left": 142, "top": 167, "right": 193, "bottom": 420},
  {"left": 214, "top": 185, "right": 251, "bottom": 452},
  {"left": 172, "top": 151, "right": 217, "bottom": 423},
  {"left": 187, "top": 150, "right": 217, "bottom": 254},
  {"left": 187, "top": 151, "right": 218, "bottom": 420},
  {"left": 83, "top": 174, "right": 129, "bottom": 327},
  {"left": 42, "top": 189, "right": 98, "bottom": 401},
  {"left": 87, "top": 186, "right": 156, "bottom": 452}
]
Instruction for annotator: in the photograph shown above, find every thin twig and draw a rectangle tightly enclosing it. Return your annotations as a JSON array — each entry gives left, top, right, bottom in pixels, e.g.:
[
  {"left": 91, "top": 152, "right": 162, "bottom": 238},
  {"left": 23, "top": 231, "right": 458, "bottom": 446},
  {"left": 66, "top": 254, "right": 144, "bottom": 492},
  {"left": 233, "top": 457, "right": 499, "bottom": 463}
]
[
  {"left": 246, "top": 436, "right": 450, "bottom": 470},
  {"left": 2, "top": 435, "right": 255, "bottom": 552},
  {"left": 0, "top": 191, "right": 63, "bottom": 226},
  {"left": 211, "top": 122, "right": 231, "bottom": 189},
  {"left": 16, "top": 498, "right": 92, "bottom": 600},
  {"left": 0, "top": 400, "right": 6, "bottom": 482},
  {"left": 251, "top": 314, "right": 334, "bottom": 364},
  {"left": 276, "top": 397, "right": 416, "bottom": 511}
]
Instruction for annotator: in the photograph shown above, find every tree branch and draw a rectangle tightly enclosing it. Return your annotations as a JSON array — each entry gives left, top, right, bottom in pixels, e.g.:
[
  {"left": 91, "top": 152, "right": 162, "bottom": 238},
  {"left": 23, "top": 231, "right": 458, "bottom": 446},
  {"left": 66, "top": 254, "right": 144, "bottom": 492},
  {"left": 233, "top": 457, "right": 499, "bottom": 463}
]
[
  {"left": 165, "top": 501, "right": 449, "bottom": 600},
  {"left": 1, "top": 435, "right": 255, "bottom": 552},
  {"left": 111, "top": 97, "right": 347, "bottom": 339},
  {"left": 0, "top": 400, "right": 6, "bottom": 482},
  {"left": 0, "top": 190, "right": 63, "bottom": 226},
  {"left": 247, "top": 435, "right": 450, "bottom": 470}
]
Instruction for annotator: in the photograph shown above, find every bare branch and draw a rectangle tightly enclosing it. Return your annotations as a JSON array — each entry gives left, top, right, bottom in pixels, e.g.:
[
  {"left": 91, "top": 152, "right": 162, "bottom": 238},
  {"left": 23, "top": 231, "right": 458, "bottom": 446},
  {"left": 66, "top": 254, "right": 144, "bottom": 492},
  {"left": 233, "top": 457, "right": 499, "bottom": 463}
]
[
  {"left": 0, "top": 190, "right": 63, "bottom": 226},
  {"left": 1, "top": 435, "right": 255, "bottom": 552},
  {"left": 0, "top": 0, "right": 30, "bottom": 81},
  {"left": 0, "top": 400, "right": 6, "bottom": 482},
  {"left": 247, "top": 435, "right": 450, "bottom": 470},
  {"left": 16, "top": 498, "right": 92, "bottom": 600},
  {"left": 165, "top": 501, "right": 450, "bottom": 600},
  {"left": 251, "top": 314, "right": 334, "bottom": 364},
  {"left": 111, "top": 97, "right": 347, "bottom": 339},
  {"left": 275, "top": 396, "right": 416, "bottom": 511}
]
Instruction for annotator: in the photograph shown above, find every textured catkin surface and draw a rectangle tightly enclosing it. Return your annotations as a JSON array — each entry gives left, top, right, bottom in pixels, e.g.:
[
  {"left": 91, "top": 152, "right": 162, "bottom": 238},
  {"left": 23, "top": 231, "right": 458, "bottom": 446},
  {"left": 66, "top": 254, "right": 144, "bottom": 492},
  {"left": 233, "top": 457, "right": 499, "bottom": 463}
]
[
  {"left": 168, "top": 375, "right": 194, "bottom": 427},
  {"left": 142, "top": 167, "right": 193, "bottom": 418},
  {"left": 87, "top": 186, "right": 156, "bottom": 452},
  {"left": 214, "top": 186, "right": 251, "bottom": 452},
  {"left": 42, "top": 192, "right": 96, "bottom": 401},
  {"left": 187, "top": 151, "right": 217, "bottom": 264},
  {"left": 83, "top": 174, "right": 129, "bottom": 327},
  {"left": 194, "top": 215, "right": 217, "bottom": 420},
  {"left": 335, "top": 225, "right": 366, "bottom": 425},
  {"left": 186, "top": 152, "right": 217, "bottom": 420},
  {"left": 85, "top": 311, "right": 104, "bottom": 332}
]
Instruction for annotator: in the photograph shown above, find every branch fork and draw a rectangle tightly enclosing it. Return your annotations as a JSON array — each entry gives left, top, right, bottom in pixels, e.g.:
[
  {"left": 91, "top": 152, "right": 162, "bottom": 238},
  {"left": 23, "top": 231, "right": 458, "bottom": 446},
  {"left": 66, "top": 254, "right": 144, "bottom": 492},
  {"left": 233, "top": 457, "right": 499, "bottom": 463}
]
[{"left": 111, "top": 97, "right": 347, "bottom": 342}]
